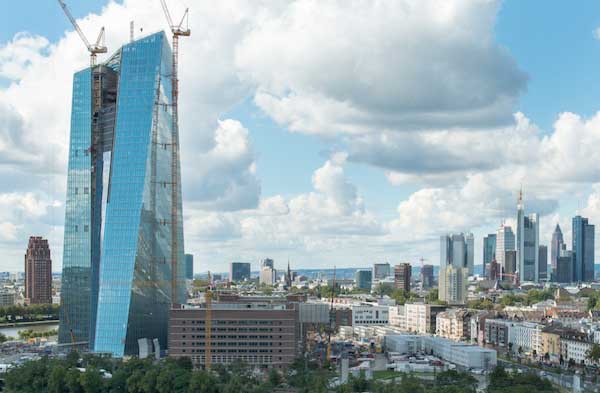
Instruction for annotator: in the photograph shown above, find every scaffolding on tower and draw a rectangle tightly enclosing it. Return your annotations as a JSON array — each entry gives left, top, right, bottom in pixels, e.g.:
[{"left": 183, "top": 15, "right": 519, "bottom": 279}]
[{"left": 159, "top": 0, "right": 190, "bottom": 307}]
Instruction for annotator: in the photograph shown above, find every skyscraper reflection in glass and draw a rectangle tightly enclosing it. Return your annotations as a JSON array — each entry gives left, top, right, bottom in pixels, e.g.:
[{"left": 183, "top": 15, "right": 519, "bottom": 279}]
[{"left": 59, "top": 32, "right": 185, "bottom": 357}]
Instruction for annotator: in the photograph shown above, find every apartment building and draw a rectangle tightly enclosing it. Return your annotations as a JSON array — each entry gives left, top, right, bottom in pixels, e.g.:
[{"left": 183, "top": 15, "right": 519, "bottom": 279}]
[
  {"left": 436, "top": 309, "right": 472, "bottom": 342},
  {"left": 405, "top": 303, "right": 447, "bottom": 334}
]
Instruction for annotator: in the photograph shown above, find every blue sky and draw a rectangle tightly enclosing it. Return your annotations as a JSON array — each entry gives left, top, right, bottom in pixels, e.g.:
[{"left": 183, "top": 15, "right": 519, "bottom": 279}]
[{"left": 1, "top": 0, "right": 600, "bottom": 273}]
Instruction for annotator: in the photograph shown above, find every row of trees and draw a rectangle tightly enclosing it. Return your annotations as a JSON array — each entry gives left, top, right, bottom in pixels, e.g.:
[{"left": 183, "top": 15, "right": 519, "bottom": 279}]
[
  {"left": 18, "top": 328, "right": 59, "bottom": 340},
  {"left": 2, "top": 351, "right": 559, "bottom": 393},
  {"left": 0, "top": 303, "right": 59, "bottom": 323}
]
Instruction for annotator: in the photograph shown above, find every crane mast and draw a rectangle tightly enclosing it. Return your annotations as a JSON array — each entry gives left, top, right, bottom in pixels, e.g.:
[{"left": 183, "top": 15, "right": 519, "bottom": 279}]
[
  {"left": 57, "top": 0, "right": 107, "bottom": 66},
  {"left": 159, "top": 0, "right": 190, "bottom": 309},
  {"left": 205, "top": 272, "right": 213, "bottom": 370}
]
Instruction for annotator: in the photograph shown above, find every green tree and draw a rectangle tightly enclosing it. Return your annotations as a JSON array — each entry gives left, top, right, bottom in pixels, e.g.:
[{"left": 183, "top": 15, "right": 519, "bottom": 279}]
[
  {"left": 48, "top": 365, "right": 68, "bottom": 393},
  {"left": 80, "top": 368, "right": 103, "bottom": 393},
  {"left": 188, "top": 372, "right": 218, "bottom": 393},
  {"left": 587, "top": 343, "right": 600, "bottom": 364},
  {"left": 65, "top": 368, "right": 84, "bottom": 393}
]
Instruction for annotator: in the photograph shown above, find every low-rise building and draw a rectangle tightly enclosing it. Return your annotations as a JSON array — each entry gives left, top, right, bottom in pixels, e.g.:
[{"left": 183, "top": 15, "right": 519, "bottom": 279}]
[
  {"left": 561, "top": 337, "right": 594, "bottom": 366},
  {"left": 169, "top": 302, "right": 299, "bottom": 369},
  {"left": 384, "top": 334, "right": 497, "bottom": 370},
  {"left": 352, "top": 304, "right": 389, "bottom": 326}
]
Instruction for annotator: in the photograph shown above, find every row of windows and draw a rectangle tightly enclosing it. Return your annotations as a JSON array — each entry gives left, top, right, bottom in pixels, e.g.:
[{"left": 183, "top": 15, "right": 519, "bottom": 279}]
[
  {"left": 183, "top": 341, "right": 278, "bottom": 347},
  {"left": 182, "top": 335, "right": 279, "bottom": 340},
  {"left": 181, "top": 349, "right": 281, "bottom": 354},
  {"left": 182, "top": 319, "right": 284, "bottom": 325}
]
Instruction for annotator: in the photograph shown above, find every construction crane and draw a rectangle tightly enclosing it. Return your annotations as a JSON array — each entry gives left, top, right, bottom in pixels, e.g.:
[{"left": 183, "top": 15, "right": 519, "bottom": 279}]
[
  {"left": 205, "top": 271, "right": 213, "bottom": 370},
  {"left": 57, "top": 0, "right": 107, "bottom": 67},
  {"left": 159, "top": 0, "right": 191, "bottom": 311},
  {"left": 326, "top": 266, "right": 336, "bottom": 361}
]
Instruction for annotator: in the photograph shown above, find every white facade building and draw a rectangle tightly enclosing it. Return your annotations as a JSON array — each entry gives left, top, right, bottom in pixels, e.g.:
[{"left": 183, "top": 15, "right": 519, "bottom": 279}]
[
  {"left": 384, "top": 334, "right": 497, "bottom": 370},
  {"left": 389, "top": 305, "right": 407, "bottom": 331},
  {"left": 352, "top": 305, "right": 389, "bottom": 325}
]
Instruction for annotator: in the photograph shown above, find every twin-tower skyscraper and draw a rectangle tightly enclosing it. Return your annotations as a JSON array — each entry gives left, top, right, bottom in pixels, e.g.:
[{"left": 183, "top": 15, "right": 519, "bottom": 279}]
[{"left": 58, "top": 32, "right": 185, "bottom": 357}]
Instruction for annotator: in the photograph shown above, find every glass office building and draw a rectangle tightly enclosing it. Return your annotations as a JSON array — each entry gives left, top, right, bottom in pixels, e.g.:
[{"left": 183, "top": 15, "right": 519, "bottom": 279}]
[
  {"left": 59, "top": 32, "right": 185, "bottom": 357},
  {"left": 572, "top": 216, "right": 595, "bottom": 282}
]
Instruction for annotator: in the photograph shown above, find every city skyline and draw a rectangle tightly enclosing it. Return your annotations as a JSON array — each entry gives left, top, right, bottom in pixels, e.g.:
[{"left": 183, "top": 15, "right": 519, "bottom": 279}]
[{"left": 3, "top": 1, "right": 600, "bottom": 273}]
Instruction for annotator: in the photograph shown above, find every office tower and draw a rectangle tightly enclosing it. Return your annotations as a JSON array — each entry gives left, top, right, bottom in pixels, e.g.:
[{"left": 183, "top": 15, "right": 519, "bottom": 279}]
[
  {"left": 230, "top": 262, "right": 251, "bottom": 282},
  {"left": 466, "top": 233, "right": 474, "bottom": 275},
  {"left": 538, "top": 245, "right": 548, "bottom": 281},
  {"left": 169, "top": 302, "right": 299, "bottom": 368},
  {"left": 260, "top": 266, "right": 277, "bottom": 286},
  {"left": 438, "top": 265, "right": 468, "bottom": 304},
  {"left": 516, "top": 190, "right": 539, "bottom": 282},
  {"left": 420, "top": 264, "right": 434, "bottom": 289},
  {"left": 373, "top": 263, "right": 391, "bottom": 279},
  {"left": 440, "top": 232, "right": 473, "bottom": 274},
  {"left": 355, "top": 269, "right": 373, "bottom": 290},
  {"left": 495, "top": 224, "right": 515, "bottom": 273},
  {"left": 59, "top": 32, "right": 186, "bottom": 357},
  {"left": 440, "top": 235, "right": 451, "bottom": 269},
  {"left": 504, "top": 250, "right": 517, "bottom": 275},
  {"left": 483, "top": 234, "right": 497, "bottom": 273},
  {"left": 24, "top": 236, "right": 52, "bottom": 305},
  {"left": 573, "top": 216, "right": 595, "bottom": 282},
  {"left": 488, "top": 260, "right": 500, "bottom": 281},
  {"left": 550, "top": 224, "right": 564, "bottom": 275},
  {"left": 261, "top": 258, "right": 274, "bottom": 269},
  {"left": 394, "top": 263, "right": 412, "bottom": 292},
  {"left": 556, "top": 250, "right": 574, "bottom": 283},
  {"left": 185, "top": 254, "right": 194, "bottom": 280}
]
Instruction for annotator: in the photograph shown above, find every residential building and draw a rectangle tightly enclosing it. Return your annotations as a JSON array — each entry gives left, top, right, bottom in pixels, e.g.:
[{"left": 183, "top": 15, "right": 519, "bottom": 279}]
[
  {"left": 355, "top": 269, "right": 373, "bottom": 291},
  {"left": 435, "top": 309, "right": 472, "bottom": 342},
  {"left": 405, "top": 303, "right": 447, "bottom": 334},
  {"left": 573, "top": 215, "right": 595, "bottom": 282},
  {"left": 561, "top": 337, "right": 594, "bottom": 366},
  {"left": 388, "top": 305, "right": 406, "bottom": 331},
  {"left": 556, "top": 250, "right": 574, "bottom": 283},
  {"left": 230, "top": 262, "right": 251, "bottom": 282},
  {"left": 394, "top": 263, "right": 411, "bottom": 292},
  {"left": 24, "top": 236, "right": 52, "bottom": 305},
  {"left": 59, "top": 32, "right": 186, "bottom": 357},
  {"left": 0, "top": 290, "right": 15, "bottom": 307},
  {"left": 373, "top": 263, "right": 391, "bottom": 279},
  {"left": 169, "top": 303, "right": 299, "bottom": 369},
  {"left": 538, "top": 245, "right": 548, "bottom": 282},
  {"left": 516, "top": 190, "right": 540, "bottom": 282},
  {"left": 495, "top": 225, "right": 515, "bottom": 275},
  {"left": 483, "top": 234, "right": 496, "bottom": 275},
  {"left": 541, "top": 329, "right": 561, "bottom": 364},
  {"left": 484, "top": 319, "right": 511, "bottom": 348},
  {"left": 550, "top": 224, "right": 564, "bottom": 276},
  {"left": 185, "top": 254, "right": 194, "bottom": 280},
  {"left": 511, "top": 322, "right": 543, "bottom": 355},
  {"left": 420, "top": 264, "right": 434, "bottom": 289},
  {"left": 438, "top": 265, "right": 468, "bottom": 304}
]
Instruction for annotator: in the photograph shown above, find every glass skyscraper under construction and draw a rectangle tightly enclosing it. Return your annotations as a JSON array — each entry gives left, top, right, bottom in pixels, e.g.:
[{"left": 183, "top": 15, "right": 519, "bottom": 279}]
[{"left": 59, "top": 31, "right": 185, "bottom": 357}]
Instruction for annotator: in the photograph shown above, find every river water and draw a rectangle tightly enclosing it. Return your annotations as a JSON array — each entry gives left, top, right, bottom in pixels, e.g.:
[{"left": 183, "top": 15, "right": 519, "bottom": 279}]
[{"left": 0, "top": 322, "right": 59, "bottom": 339}]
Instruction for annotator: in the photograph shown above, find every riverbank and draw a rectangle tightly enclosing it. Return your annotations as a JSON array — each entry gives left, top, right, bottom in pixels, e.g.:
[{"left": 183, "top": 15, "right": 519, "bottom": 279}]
[{"left": 0, "top": 320, "right": 59, "bottom": 328}]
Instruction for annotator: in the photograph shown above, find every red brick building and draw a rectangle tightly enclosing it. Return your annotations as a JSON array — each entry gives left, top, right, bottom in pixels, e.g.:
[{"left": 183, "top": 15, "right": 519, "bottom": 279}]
[{"left": 24, "top": 236, "right": 52, "bottom": 304}]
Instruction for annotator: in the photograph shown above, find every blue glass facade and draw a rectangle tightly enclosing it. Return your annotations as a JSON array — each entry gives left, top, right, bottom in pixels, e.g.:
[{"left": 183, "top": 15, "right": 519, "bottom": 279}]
[
  {"left": 573, "top": 216, "right": 595, "bottom": 282},
  {"left": 59, "top": 32, "right": 185, "bottom": 357},
  {"left": 59, "top": 69, "right": 94, "bottom": 345}
]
